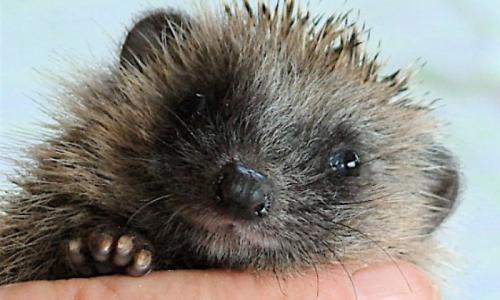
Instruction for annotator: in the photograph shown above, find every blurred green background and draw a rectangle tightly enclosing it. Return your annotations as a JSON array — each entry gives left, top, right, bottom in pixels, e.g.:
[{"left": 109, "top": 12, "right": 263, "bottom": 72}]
[{"left": 1, "top": 1, "right": 499, "bottom": 299}]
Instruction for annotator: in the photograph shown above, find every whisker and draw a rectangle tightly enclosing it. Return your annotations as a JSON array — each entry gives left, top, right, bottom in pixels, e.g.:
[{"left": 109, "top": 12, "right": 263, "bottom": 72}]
[
  {"left": 332, "top": 199, "right": 375, "bottom": 206},
  {"left": 332, "top": 191, "right": 396, "bottom": 206},
  {"left": 126, "top": 194, "right": 172, "bottom": 226},
  {"left": 312, "top": 263, "right": 320, "bottom": 299},
  {"left": 322, "top": 240, "right": 358, "bottom": 300},
  {"left": 331, "top": 221, "right": 413, "bottom": 294},
  {"left": 272, "top": 268, "right": 286, "bottom": 297}
]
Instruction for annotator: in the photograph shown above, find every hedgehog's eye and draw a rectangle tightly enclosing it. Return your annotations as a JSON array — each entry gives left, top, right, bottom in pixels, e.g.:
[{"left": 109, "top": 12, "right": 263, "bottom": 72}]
[
  {"left": 177, "top": 93, "right": 207, "bottom": 120},
  {"left": 329, "top": 149, "right": 361, "bottom": 177}
]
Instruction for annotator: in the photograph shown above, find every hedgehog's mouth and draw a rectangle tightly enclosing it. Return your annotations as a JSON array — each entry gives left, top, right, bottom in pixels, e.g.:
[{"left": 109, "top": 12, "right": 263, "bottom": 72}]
[{"left": 188, "top": 211, "right": 281, "bottom": 249}]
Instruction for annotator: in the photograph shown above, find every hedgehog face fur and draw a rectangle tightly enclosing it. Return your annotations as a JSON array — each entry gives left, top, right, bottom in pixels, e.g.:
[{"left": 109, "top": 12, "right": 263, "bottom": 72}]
[{"left": 0, "top": 0, "right": 459, "bottom": 283}]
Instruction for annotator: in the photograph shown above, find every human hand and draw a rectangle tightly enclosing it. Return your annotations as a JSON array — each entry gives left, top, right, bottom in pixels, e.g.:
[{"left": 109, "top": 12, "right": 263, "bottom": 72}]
[{"left": 0, "top": 261, "right": 439, "bottom": 300}]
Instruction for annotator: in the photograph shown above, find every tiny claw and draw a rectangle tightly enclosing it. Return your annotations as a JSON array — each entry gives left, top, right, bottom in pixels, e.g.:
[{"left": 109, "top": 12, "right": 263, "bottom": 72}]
[
  {"left": 113, "top": 235, "right": 135, "bottom": 266},
  {"left": 68, "top": 238, "right": 86, "bottom": 265},
  {"left": 127, "top": 249, "right": 153, "bottom": 276},
  {"left": 88, "top": 232, "right": 114, "bottom": 262}
]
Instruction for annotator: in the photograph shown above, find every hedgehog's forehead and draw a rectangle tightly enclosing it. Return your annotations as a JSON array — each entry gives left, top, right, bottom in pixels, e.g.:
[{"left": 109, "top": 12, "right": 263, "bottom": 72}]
[
  {"left": 147, "top": 0, "right": 408, "bottom": 116},
  {"left": 165, "top": 11, "right": 329, "bottom": 85},
  {"left": 150, "top": 6, "right": 405, "bottom": 132}
]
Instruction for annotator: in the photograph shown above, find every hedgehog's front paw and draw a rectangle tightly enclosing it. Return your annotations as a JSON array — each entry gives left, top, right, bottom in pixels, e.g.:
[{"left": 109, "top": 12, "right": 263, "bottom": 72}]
[{"left": 66, "top": 229, "right": 154, "bottom": 277}]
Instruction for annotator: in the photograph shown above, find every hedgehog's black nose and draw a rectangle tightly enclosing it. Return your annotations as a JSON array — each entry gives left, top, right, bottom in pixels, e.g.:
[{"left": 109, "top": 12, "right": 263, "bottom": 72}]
[{"left": 216, "top": 163, "right": 273, "bottom": 220}]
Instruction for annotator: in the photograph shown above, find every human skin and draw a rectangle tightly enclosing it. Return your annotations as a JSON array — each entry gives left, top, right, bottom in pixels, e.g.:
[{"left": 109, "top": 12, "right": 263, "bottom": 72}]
[{"left": 0, "top": 261, "right": 439, "bottom": 300}]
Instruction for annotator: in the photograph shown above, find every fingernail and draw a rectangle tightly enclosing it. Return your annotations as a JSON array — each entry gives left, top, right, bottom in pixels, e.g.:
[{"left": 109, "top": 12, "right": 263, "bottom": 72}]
[{"left": 353, "top": 262, "right": 440, "bottom": 300}]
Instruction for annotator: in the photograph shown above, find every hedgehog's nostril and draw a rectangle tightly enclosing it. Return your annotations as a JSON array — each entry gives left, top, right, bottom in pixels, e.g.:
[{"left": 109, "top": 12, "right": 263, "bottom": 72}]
[
  {"left": 216, "top": 163, "right": 273, "bottom": 220},
  {"left": 253, "top": 200, "right": 271, "bottom": 218}
]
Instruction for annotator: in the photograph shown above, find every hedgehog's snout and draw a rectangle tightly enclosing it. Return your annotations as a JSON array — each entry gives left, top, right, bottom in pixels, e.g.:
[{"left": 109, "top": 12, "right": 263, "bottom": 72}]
[{"left": 215, "top": 163, "right": 273, "bottom": 220}]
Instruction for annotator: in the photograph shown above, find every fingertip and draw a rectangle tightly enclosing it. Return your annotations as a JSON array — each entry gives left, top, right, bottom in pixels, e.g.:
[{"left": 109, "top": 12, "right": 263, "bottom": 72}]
[{"left": 353, "top": 261, "right": 441, "bottom": 300}]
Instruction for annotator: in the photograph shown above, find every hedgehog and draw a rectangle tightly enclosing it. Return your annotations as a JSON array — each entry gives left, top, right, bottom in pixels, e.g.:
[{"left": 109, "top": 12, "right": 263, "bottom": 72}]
[{"left": 0, "top": 0, "right": 459, "bottom": 285}]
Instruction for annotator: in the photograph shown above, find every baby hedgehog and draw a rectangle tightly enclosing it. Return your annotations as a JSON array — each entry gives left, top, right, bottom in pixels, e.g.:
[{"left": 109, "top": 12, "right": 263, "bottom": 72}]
[{"left": 0, "top": 0, "right": 459, "bottom": 284}]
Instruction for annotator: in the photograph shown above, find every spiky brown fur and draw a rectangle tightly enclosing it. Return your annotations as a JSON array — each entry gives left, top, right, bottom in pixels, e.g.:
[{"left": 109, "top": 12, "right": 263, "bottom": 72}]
[{"left": 0, "top": 0, "right": 458, "bottom": 284}]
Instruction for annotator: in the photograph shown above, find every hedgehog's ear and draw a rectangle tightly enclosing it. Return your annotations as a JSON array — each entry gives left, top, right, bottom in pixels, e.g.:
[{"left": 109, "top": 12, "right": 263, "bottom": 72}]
[
  {"left": 426, "top": 147, "right": 460, "bottom": 233},
  {"left": 120, "top": 10, "right": 191, "bottom": 68}
]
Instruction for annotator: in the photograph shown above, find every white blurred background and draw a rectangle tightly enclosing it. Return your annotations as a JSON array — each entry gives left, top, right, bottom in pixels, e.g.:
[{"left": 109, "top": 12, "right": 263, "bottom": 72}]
[{"left": 1, "top": 1, "right": 499, "bottom": 299}]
